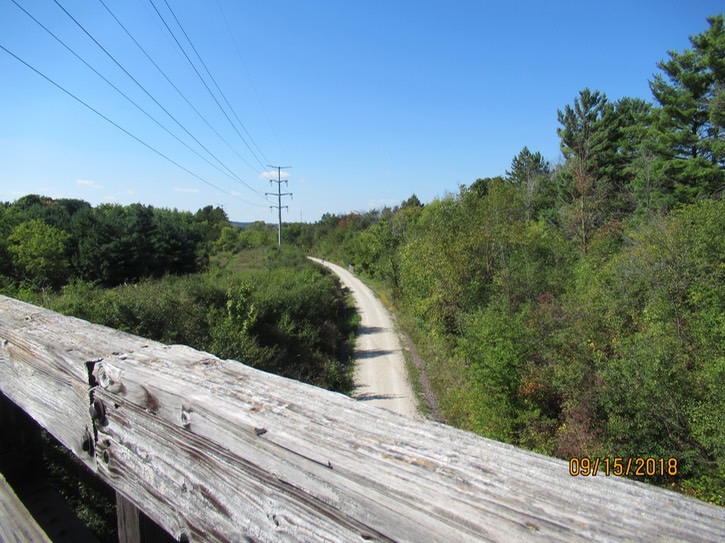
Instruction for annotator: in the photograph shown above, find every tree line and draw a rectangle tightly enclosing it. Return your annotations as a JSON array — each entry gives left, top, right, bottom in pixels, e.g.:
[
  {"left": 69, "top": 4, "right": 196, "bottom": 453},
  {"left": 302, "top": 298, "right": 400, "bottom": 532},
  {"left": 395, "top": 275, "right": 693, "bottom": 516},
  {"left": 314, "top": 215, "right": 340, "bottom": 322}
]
[
  {"left": 295, "top": 16, "right": 724, "bottom": 504},
  {"left": 0, "top": 194, "right": 227, "bottom": 289}
]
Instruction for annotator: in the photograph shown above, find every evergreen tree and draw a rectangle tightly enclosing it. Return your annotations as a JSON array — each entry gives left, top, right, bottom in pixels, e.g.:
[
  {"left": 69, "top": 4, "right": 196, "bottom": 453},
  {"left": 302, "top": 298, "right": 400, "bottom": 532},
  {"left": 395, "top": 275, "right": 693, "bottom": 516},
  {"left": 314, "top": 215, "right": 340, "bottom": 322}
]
[
  {"left": 556, "top": 89, "right": 614, "bottom": 252},
  {"left": 506, "top": 147, "right": 551, "bottom": 220},
  {"left": 649, "top": 15, "right": 725, "bottom": 201}
]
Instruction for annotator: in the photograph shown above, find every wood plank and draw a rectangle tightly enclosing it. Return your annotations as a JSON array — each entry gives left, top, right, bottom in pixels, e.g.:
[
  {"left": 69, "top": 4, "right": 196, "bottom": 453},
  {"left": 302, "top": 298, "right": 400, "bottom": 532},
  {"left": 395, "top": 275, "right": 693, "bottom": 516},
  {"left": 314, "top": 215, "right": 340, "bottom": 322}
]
[
  {"left": 1, "top": 294, "right": 724, "bottom": 542},
  {"left": 0, "top": 472, "right": 52, "bottom": 543},
  {"left": 117, "top": 492, "right": 176, "bottom": 543},
  {"left": 0, "top": 297, "right": 139, "bottom": 470},
  {"left": 116, "top": 493, "right": 143, "bottom": 543}
]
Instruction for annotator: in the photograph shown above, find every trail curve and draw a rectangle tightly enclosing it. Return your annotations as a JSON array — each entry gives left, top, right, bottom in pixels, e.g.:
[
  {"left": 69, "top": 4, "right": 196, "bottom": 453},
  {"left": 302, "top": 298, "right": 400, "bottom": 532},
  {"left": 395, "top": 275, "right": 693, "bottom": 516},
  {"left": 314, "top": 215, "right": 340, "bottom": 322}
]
[{"left": 308, "top": 258, "right": 418, "bottom": 418}]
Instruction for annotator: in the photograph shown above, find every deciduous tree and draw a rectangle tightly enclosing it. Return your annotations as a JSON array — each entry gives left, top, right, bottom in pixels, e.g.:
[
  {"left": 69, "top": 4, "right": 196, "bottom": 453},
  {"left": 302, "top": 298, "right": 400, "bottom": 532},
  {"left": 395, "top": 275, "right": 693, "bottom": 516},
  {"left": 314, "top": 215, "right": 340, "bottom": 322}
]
[{"left": 7, "top": 219, "right": 70, "bottom": 287}]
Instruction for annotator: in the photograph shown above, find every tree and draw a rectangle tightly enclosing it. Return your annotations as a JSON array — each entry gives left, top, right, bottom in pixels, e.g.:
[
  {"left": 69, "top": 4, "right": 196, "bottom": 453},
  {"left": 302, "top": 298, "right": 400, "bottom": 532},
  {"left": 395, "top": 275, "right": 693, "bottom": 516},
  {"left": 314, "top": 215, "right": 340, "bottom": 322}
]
[
  {"left": 468, "top": 176, "right": 504, "bottom": 199},
  {"left": 0, "top": 206, "right": 14, "bottom": 278},
  {"left": 610, "top": 98, "right": 671, "bottom": 215},
  {"left": 557, "top": 89, "right": 615, "bottom": 253},
  {"left": 7, "top": 219, "right": 70, "bottom": 287},
  {"left": 151, "top": 209, "right": 202, "bottom": 274},
  {"left": 195, "top": 205, "right": 229, "bottom": 242},
  {"left": 401, "top": 194, "right": 424, "bottom": 209},
  {"left": 506, "top": 147, "right": 551, "bottom": 220},
  {"left": 649, "top": 15, "right": 725, "bottom": 201}
]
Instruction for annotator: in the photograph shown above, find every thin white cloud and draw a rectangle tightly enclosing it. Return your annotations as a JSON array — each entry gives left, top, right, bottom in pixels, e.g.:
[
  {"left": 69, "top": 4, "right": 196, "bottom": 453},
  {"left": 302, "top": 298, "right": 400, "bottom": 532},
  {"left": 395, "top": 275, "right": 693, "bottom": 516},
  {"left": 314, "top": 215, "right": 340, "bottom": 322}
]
[
  {"left": 174, "top": 187, "right": 200, "bottom": 193},
  {"left": 76, "top": 178, "right": 101, "bottom": 188},
  {"left": 259, "top": 170, "right": 290, "bottom": 180},
  {"left": 368, "top": 198, "right": 397, "bottom": 209}
]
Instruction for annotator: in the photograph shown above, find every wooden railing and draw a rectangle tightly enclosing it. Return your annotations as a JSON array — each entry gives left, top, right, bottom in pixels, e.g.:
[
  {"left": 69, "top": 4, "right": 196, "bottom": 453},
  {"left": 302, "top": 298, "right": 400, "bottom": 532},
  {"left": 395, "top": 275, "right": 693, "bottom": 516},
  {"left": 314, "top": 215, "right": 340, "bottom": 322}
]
[{"left": 0, "top": 294, "right": 723, "bottom": 542}]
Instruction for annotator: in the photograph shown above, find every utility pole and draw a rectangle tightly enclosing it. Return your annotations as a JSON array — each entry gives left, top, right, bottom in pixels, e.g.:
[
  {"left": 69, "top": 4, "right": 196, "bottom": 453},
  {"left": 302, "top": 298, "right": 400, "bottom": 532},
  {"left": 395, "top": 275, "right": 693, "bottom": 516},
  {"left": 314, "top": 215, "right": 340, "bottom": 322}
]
[{"left": 265, "top": 165, "right": 292, "bottom": 245}]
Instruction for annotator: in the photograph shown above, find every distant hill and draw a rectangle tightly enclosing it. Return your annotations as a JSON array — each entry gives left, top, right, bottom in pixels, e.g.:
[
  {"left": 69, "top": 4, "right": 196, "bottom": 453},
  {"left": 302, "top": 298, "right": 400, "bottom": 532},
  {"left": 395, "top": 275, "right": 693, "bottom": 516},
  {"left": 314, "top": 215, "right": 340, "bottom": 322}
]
[{"left": 230, "top": 221, "right": 275, "bottom": 229}]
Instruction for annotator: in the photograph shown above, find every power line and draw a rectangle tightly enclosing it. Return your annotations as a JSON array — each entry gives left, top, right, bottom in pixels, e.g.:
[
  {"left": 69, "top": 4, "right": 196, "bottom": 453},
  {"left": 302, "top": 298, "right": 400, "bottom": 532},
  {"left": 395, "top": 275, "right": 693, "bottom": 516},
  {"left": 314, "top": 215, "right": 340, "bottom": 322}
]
[
  {"left": 0, "top": 42, "right": 266, "bottom": 209},
  {"left": 11, "top": 0, "right": 262, "bottom": 199},
  {"left": 213, "top": 0, "right": 287, "bottom": 160},
  {"left": 148, "top": 0, "right": 272, "bottom": 177},
  {"left": 161, "top": 0, "right": 272, "bottom": 169},
  {"left": 51, "top": 0, "right": 268, "bottom": 202},
  {"left": 265, "top": 166, "right": 292, "bottom": 245},
  {"left": 95, "top": 0, "right": 268, "bottom": 199}
]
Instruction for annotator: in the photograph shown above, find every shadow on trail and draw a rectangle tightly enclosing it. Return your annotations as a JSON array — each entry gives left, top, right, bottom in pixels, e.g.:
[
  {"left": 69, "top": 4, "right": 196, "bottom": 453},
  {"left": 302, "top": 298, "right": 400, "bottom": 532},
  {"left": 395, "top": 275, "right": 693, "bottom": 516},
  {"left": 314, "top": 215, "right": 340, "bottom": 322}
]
[
  {"left": 355, "top": 349, "right": 396, "bottom": 360},
  {"left": 355, "top": 392, "right": 402, "bottom": 401},
  {"left": 357, "top": 325, "right": 384, "bottom": 335}
]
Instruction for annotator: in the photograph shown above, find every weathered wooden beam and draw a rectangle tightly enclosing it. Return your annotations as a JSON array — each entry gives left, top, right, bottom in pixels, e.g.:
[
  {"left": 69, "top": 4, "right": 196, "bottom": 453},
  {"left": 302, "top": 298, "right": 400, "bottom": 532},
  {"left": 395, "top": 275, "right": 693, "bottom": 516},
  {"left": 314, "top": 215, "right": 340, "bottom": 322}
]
[
  {"left": 1, "top": 294, "right": 723, "bottom": 542},
  {"left": 0, "top": 472, "right": 52, "bottom": 543}
]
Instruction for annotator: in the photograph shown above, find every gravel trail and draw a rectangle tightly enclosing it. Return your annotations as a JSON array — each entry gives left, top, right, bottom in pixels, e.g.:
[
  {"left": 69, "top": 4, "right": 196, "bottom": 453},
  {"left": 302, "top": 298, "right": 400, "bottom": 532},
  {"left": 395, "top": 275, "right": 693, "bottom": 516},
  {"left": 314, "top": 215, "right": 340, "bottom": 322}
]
[{"left": 308, "top": 258, "right": 418, "bottom": 418}]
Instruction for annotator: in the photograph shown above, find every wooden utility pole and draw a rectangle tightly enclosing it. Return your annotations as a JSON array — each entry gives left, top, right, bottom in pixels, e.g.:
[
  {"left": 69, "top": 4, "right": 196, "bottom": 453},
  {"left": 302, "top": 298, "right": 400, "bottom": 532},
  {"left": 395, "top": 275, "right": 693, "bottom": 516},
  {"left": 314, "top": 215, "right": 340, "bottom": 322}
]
[{"left": 265, "top": 165, "right": 292, "bottom": 245}]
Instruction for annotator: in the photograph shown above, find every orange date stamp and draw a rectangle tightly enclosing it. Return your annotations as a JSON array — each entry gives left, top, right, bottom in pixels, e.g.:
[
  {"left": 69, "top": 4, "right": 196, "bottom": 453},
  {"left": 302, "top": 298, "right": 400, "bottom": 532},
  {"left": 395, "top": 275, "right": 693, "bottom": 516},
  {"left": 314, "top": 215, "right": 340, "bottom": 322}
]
[{"left": 569, "top": 456, "right": 678, "bottom": 477}]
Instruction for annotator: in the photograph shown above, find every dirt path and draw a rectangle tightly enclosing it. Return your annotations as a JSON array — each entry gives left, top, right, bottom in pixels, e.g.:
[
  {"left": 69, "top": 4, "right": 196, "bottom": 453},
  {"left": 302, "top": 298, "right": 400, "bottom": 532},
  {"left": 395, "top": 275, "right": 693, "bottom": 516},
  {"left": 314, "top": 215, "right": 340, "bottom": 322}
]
[{"left": 308, "top": 258, "right": 419, "bottom": 418}]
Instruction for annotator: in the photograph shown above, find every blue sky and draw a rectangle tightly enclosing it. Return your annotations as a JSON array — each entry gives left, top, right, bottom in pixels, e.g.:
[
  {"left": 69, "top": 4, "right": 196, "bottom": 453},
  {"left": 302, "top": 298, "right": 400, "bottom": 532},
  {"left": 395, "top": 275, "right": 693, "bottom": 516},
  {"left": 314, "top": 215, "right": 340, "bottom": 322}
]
[{"left": 1, "top": 1, "right": 722, "bottom": 222}]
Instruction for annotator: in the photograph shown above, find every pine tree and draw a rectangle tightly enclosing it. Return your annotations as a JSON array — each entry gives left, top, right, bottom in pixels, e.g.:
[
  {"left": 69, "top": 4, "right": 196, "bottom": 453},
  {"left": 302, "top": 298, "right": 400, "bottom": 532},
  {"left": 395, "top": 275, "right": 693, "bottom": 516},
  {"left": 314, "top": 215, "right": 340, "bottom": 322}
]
[
  {"left": 556, "top": 89, "right": 614, "bottom": 253},
  {"left": 506, "top": 147, "right": 551, "bottom": 220},
  {"left": 649, "top": 15, "right": 725, "bottom": 201}
]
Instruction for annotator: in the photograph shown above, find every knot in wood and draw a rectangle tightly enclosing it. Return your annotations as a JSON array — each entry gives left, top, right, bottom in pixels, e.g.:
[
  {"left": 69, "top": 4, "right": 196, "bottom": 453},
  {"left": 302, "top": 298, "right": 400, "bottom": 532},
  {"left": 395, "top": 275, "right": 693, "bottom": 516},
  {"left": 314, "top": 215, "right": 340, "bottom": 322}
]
[
  {"left": 95, "top": 362, "right": 124, "bottom": 392},
  {"left": 96, "top": 363, "right": 113, "bottom": 388}
]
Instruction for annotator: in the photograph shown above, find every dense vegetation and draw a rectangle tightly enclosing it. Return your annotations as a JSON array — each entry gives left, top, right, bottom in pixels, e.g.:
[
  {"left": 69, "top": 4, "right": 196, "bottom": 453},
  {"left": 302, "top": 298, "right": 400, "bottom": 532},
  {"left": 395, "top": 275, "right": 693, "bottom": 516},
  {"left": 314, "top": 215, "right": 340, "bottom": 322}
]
[{"left": 291, "top": 16, "right": 725, "bottom": 505}]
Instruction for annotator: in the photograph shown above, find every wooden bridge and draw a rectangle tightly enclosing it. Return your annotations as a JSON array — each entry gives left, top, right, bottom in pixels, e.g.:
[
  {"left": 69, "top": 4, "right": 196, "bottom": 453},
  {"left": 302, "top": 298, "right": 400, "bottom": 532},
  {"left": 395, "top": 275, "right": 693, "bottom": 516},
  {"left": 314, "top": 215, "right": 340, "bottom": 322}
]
[{"left": 0, "top": 294, "right": 723, "bottom": 542}]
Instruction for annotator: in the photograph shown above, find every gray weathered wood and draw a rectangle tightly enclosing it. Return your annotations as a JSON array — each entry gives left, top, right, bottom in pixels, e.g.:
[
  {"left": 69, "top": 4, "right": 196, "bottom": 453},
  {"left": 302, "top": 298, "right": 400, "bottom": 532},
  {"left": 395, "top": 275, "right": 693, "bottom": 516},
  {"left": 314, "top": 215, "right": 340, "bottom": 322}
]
[
  {"left": 0, "top": 472, "right": 52, "bottom": 543},
  {"left": 1, "top": 294, "right": 723, "bottom": 542},
  {"left": 117, "top": 492, "right": 143, "bottom": 543},
  {"left": 117, "top": 492, "right": 176, "bottom": 543}
]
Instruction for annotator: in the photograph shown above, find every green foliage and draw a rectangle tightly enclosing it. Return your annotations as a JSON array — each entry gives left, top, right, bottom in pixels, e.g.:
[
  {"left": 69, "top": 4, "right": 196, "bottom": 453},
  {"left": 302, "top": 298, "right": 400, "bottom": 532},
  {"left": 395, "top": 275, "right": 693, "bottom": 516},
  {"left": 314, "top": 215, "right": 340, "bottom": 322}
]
[
  {"left": 42, "top": 431, "right": 117, "bottom": 542},
  {"left": 7, "top": 219, "right": 70, "bottom": 287},
  {"left": 506, "top": 147, "right": 551, "bottom": 220},
  {"left": 562, "top": 199, "right": 725, "bottom": 496},
  {"left": 456, "top": 303, "right": 529, "bottom": 442},
  {"left": 302, "top": 173, "right": 722, "bottom": 504},
  {"left": 45, "top": 247, "right": 355, "bottom": 393},
  {"left": 0, "top": 196, "right": 216, "bottom": 290},
  {"left": 556, "top": 89, "right": 619, "bottom": 253},
  {"left": 649, "top": 14, "right": 725, "bottom": 201}
]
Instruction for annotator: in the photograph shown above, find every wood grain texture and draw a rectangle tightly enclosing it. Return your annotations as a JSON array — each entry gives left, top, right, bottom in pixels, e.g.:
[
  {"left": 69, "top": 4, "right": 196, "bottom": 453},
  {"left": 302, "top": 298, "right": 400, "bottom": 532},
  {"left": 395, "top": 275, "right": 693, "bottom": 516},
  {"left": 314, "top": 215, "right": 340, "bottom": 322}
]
[
  {"left": 0, "top": 472, "right": 52, "bottom": 543},
  {"left": 1, "top": 294, "right": 723, "bottom": 542}
]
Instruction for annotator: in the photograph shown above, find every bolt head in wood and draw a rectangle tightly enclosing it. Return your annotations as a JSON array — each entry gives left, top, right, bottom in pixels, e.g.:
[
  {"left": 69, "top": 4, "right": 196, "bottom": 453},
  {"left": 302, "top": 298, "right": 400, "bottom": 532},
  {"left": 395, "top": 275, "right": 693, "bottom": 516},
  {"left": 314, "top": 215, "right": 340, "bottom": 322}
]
[
  {"left": 181, "top": 407, "right": 192, "bottom": 428},
  {"left": 81, "top": 430, "right": 94, "bottom": 456},
  {"left": 89, "top": 398, "right": 106, "bottom": 424}
]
